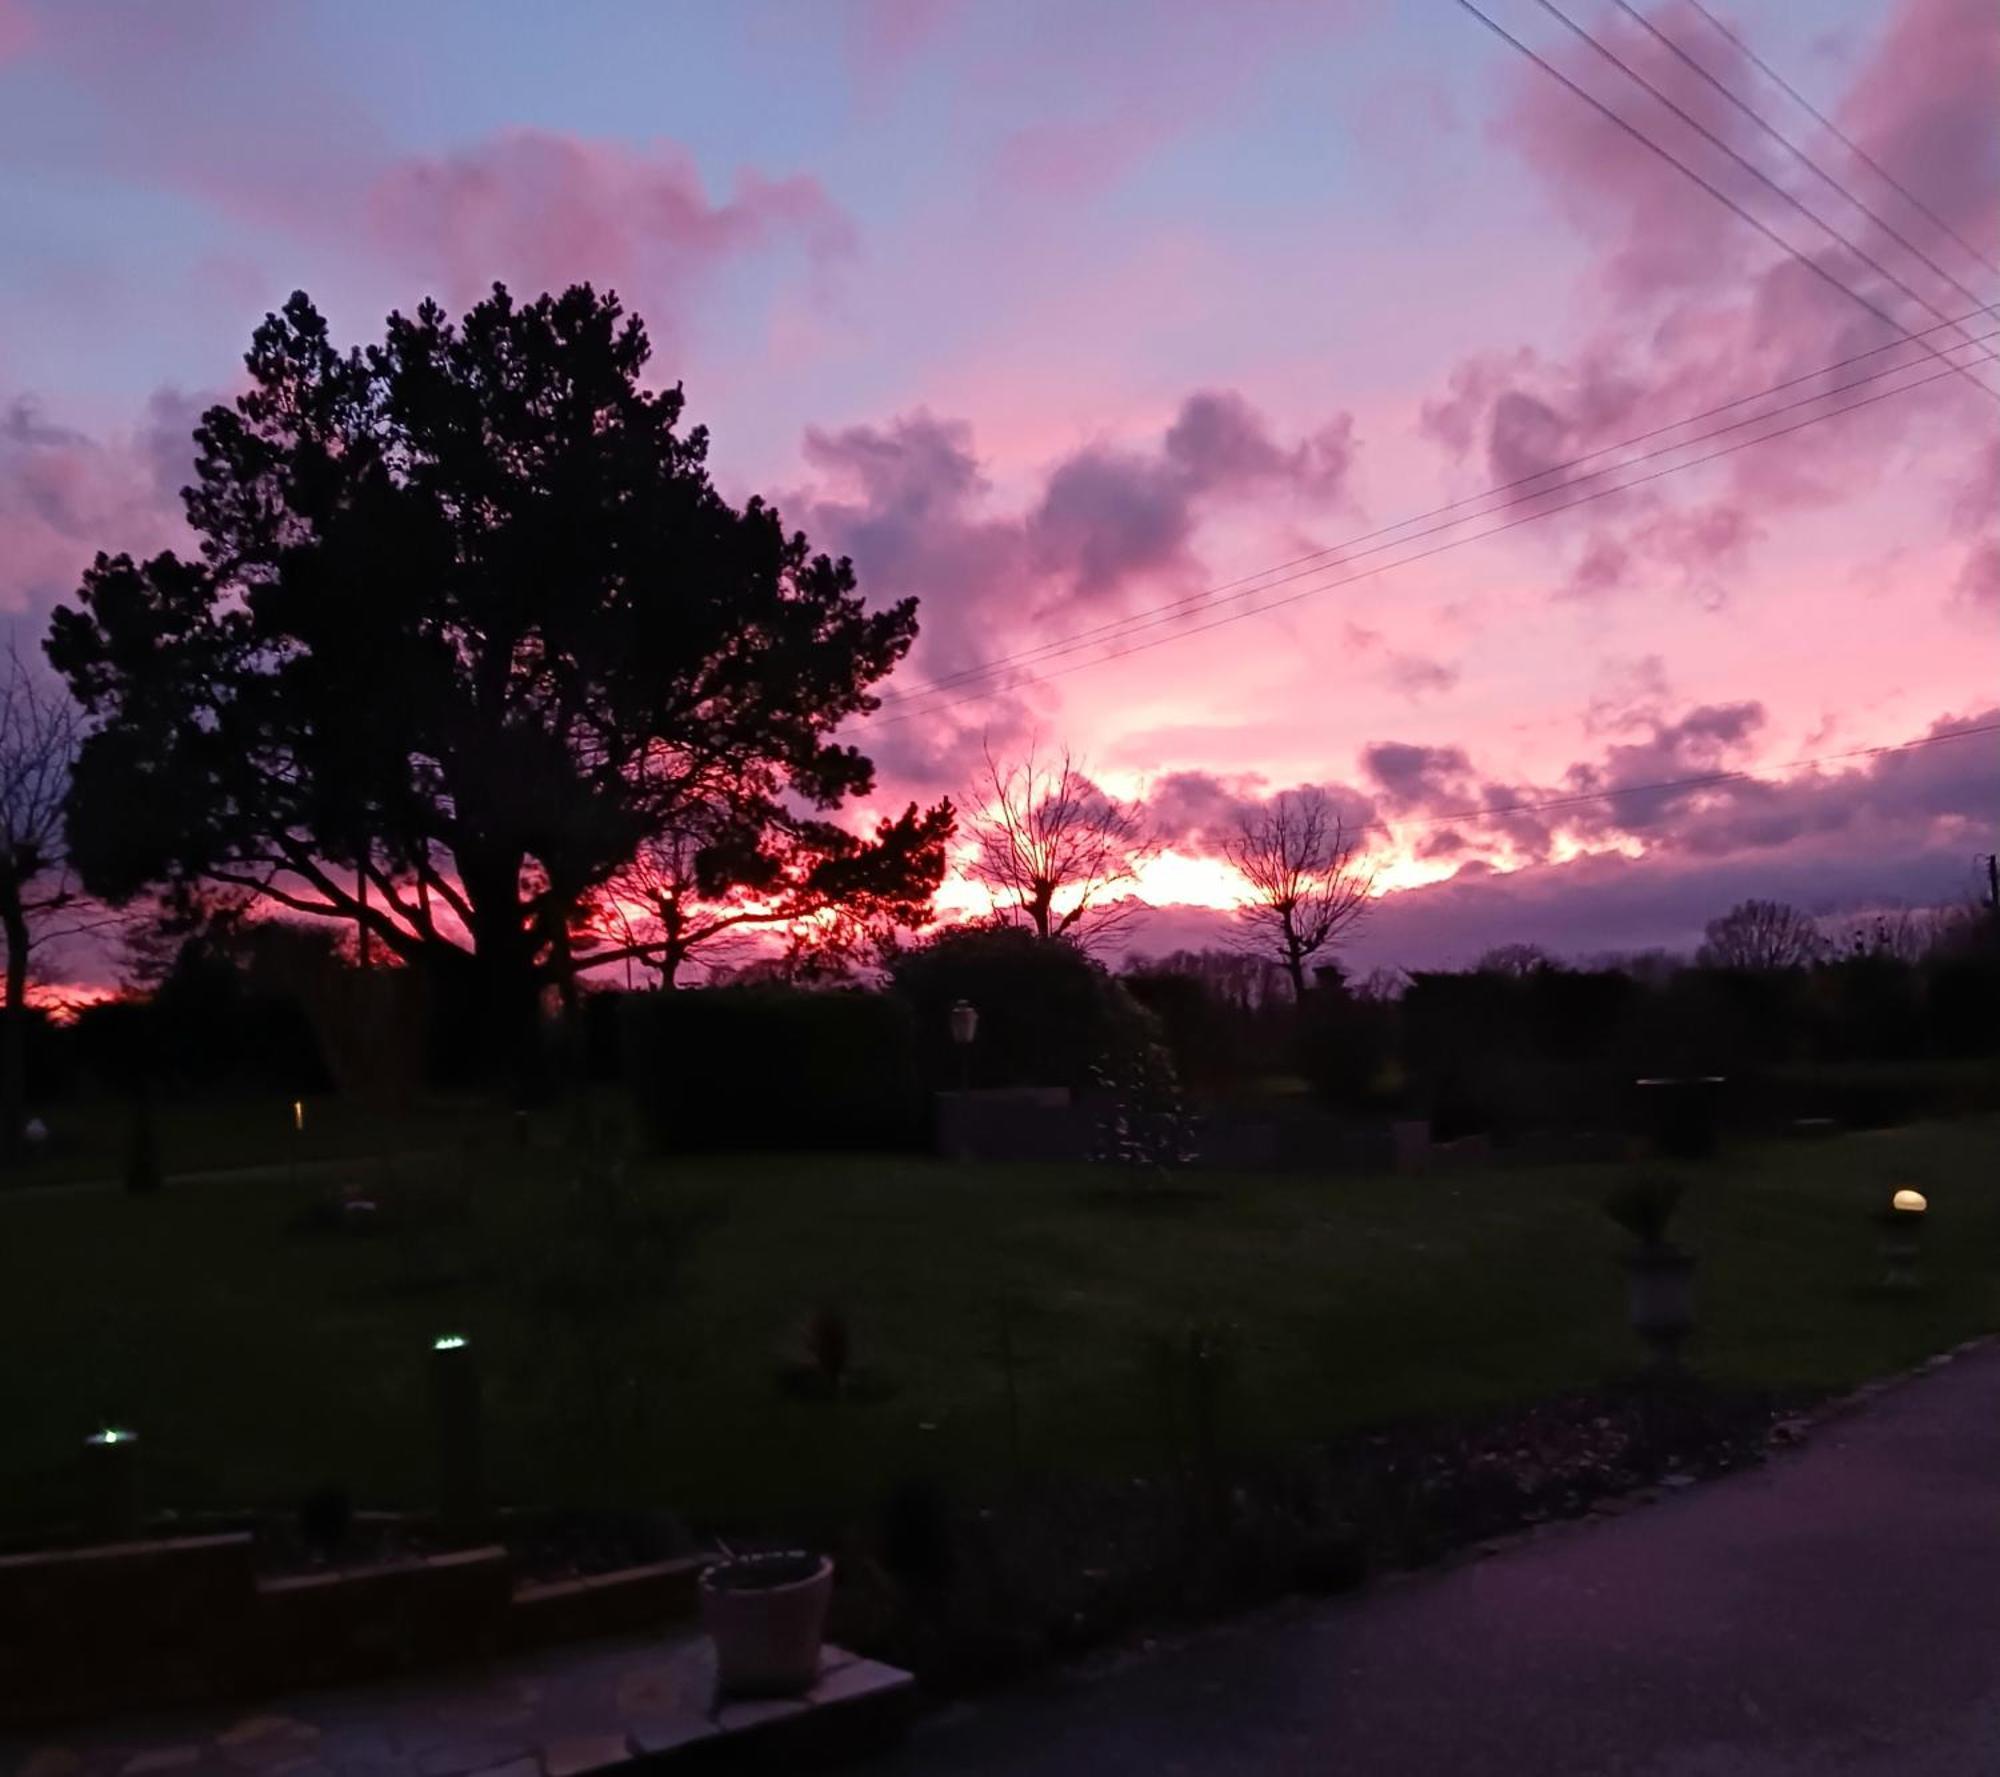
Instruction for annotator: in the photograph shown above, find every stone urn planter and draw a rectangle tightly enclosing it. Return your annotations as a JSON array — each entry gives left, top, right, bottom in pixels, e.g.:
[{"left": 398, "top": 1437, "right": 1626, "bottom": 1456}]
[
  {"left": 1604, "top": 1174, "right": 1695, "bottom": 1368},
  {"left": 1625, "top": 1245, "right": 1697, "bottom": 1368},
  {"left": 699, "top": 1552, "right": 834, "bottom": 1697}
]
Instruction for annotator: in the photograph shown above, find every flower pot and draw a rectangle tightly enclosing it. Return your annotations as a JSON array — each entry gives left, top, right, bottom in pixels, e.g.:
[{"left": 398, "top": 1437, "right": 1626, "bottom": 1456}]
[
  {"left": 1626, "top": 1246, "right": 1695, "bottom": 1366},
  {"left": 699, "top": 1552, "right": 833, "bottom": 1697}
]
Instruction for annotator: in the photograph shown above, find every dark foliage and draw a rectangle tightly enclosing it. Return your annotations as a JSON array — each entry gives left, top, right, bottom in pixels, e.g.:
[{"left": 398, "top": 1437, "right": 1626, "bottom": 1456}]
[
  {"left": 70, "top": 937, "right": 330, "bottom": 1098},
  {"left": 122, "top": 1089, "right": 161, "bottom": 1194},
  {"left": 855, "top": 1379, "right": 1788, "bottom": 1694},
  {"left": 1293, "top": 984, "right": 1399, "bottom": 1111},
  {"left": 1603, "top": 1175, "right": 1686, "bottom": 1250},
  {"left": 888, "top": 925, "right": 1155, "bottom": 1093},
  {"left": 623, "top": 986, "right": 923, "bottom": 1151},
  {"left": 46, "top": 283, "right": 936, "bottom": 1080}
]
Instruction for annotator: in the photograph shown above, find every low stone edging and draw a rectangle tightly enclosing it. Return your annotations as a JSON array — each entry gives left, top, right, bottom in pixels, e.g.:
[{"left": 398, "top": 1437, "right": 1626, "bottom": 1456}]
[{"left": 0, "top": 1535, "right": 713, "bottom": 1729}]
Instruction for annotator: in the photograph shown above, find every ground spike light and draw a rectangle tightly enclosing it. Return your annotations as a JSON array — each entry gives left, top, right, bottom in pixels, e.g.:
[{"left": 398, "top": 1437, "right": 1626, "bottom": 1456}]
[
  {"left": 83, "top": 1424, "right": 142, "bottom": 1539},
  {"left": 429, "top": 1332, "right": 484, "bottom": 1535}
]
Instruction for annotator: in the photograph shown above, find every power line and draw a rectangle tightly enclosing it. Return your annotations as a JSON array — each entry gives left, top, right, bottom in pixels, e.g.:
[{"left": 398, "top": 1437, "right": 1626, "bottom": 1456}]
[
  {"left": 880, "top": 354, "right": 1968, "bottom": 728},
  {"left": 1545, "top": 0, "right": 1995, "bottom": 362},
  {"left": 1605, "top": 0, "right": 1996, "bottom": 321},
  {"left": 1685, "top": 0, "right": 2000, "bottom": 282},
  {"left": 1373, "top": 719, "right": 2000, "bottom": 838},
  {"left": 883, "top": 308, "right": 1996, "bottom": 710},
  {"left": 873, "top": 354, "right": 1966, "bottom": 728},
  {"left": 1456, "top": 0, "right": 2000, "bottom": 406}
]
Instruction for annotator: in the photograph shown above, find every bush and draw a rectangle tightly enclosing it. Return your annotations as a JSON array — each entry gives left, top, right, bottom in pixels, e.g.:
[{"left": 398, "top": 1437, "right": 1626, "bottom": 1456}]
[
  {"left": 70, "top": 951, "right": 330, "bottom": 1098},
  {"left": 888, "top": 927, "right": 1152, "bottom": 1093},
  {"left": 625, "top": 986, "right": 923, "bottom": 1151},
  {"left": 1294, "top": 990, "right": 1397, "bottom": 1111}
]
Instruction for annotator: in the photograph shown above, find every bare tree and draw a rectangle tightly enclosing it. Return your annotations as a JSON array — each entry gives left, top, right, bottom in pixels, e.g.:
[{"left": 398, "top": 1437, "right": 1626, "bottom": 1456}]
[
  {"left": 1696, "top": 898, "right": 1825, "bottom": 971},
  {"left": 967, "top": 744, "right": 1153, "bottom": 946},
  {"left": 1823, "top": 906, "right": 1929, "bottom": 964},
  {"left": 1225, "top": 788, "right": 1375, "bottom": 998},
  {"left": 0, "top": 644, "right": 106, "bottom": 1161}
]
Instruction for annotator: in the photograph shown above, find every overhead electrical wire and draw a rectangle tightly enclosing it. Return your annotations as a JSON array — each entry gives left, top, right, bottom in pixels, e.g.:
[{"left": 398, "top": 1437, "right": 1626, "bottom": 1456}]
[
  {"left": 1465, "top": 0, "right": 2000, "bottom": 404},
  {"left": 1603, "top": 0, "right": 1996, "bottom": 325},
  {"left": 867, "top": 3, "right": 1998, "bottom": 731},
  {"left": 876, "top": 307, "right": 1996, "bottom": 714},
  {"left": 1531, "top": 0, "right": 1995, "bottom": 372},
  {"left": 873, "top": 353, "right": 1973, "bottom": 728},
  {"left": 1684, "top": 0, "right": 2000, "bottom": 282}
]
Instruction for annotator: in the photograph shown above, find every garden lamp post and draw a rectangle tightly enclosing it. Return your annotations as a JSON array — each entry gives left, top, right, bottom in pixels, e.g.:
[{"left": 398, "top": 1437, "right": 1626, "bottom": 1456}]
[
  {"left": 1880, "top": 1189, "right": 1927, "bottom": 1291},
  {"left": 950, "top": 1000, "right": 978, "bottom": 1094}
]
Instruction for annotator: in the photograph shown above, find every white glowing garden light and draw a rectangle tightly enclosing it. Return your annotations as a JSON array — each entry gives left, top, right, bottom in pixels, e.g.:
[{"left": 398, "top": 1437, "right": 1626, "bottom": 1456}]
[
  {"left": 84, "top": 1425, "right": 143, "bottom": 1538},
  {"left": 1892, "top": 1188, "right": 1928, "bottom": 1214},
  {"left": 429, "top": 1331, "right": 483, "bottom": 1531}
]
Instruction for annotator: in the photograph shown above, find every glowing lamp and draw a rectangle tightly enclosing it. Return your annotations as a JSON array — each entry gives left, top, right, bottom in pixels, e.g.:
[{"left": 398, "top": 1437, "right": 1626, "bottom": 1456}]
[
  {"left": 86, "top": 1427, "right": 137, "bottom": 1447},
  {"left": 949, "top": 1000, "right": 979, "bottom": 1046},
  {"left": 292, "top": 1099, "right": 305, "bottom": 1133},
  {"left": 1892, "top": 1189, "right": 1927, "bottom": 1214},
  {"left": 433, "top": 1333, "right": 468, "bottom": 1352}
]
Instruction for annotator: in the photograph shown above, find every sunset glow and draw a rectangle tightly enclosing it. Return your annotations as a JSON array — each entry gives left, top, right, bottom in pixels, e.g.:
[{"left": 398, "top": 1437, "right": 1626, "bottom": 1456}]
[{"left": 1, "top": 0, "right": 1994, "bottom": 984}]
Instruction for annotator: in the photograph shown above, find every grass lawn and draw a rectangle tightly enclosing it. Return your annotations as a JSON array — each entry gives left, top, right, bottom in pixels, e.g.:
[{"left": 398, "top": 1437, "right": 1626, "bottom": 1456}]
[{"left": 1, "top": 1117, "right": 1995, "bottom": 1541}]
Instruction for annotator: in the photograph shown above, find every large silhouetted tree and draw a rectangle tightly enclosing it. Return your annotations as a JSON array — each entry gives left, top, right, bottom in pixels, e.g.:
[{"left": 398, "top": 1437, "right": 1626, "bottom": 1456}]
[
  {"left": 1225, "top": 788, "right": 1374, "bottom": 999},
  {"left": 47, "top": 284, "right": 939, "bottom": 1074}
]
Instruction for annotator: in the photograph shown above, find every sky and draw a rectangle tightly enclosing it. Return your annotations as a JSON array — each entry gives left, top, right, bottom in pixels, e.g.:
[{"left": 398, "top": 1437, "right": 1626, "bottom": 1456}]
[{"left": 2, "top": 0, "right": 1995, "bottom": 989}]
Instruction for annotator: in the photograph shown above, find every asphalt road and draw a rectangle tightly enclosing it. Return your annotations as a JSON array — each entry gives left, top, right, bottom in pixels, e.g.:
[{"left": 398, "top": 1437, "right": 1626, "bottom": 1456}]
[{"left": 863, "top": 1342, "right": 2000, "bottom": 1776}]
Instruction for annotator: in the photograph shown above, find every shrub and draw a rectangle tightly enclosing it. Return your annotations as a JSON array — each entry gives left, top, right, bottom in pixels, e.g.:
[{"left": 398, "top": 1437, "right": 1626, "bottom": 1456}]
[
  {"left": 888, "top": 926, "right": 1145, "bottom": 1093},
  {"left": 1603, "top": 1175, "right": 1685, "bottom": 1250},
  {"left": 625, "top": 985, "right": 922, "bottom": 1151}
]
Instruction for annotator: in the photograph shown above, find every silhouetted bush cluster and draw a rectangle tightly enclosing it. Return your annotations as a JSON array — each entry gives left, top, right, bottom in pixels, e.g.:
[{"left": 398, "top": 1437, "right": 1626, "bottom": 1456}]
[
  {"left": 887, "top": 925, "right": 1159, "bottom": 1093},
  {"left": 622, "top": 985, "right": 924, "bottom": 1151},
  {"left": 68, "top": 941, "right": 330, "bottom": 1097}
]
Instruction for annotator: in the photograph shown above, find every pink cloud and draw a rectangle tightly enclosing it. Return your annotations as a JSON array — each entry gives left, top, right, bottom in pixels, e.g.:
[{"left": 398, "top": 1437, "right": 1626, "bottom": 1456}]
[
  {"left": 0, "top": 0, "right": 34, "bottom": 62},
  {"left": 795, "top": 389, "right": 1360, "bottom": 780},
  {"left": 1423, "top": 0, "right": 2000, "bottom": 609},
  {"left": 1838, "top": 0, "right": 2000, "bottom": 259},
  {"left": 0, "top": 387, "right": 204, "bottom": 618},
  {"left": 366, "top": 131, "right": 854, "bottom": 325},
  {"left": 843, "top": 0, "right": 961, "bottom": 76}
]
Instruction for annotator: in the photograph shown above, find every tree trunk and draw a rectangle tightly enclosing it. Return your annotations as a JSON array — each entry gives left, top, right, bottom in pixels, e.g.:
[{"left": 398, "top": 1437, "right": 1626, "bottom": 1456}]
[
  {"left": 1028, "top": 884, "right": 1054, "bottom": 940},
  {"left": 2, "top": 893, "right": 30, "bottom": 1168}
]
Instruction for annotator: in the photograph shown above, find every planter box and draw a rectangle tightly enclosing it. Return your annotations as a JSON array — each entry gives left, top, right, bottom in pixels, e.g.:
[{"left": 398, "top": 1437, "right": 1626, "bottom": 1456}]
[
  {"left": 0, "top": 1533, "right": 257, "bottom": 1725},
  {"left": 254, "top": 1546, "right": 512, "bottom": 1688},
  {"left": 508, "top": 1556, "right": 707, "bottom": 1650}
]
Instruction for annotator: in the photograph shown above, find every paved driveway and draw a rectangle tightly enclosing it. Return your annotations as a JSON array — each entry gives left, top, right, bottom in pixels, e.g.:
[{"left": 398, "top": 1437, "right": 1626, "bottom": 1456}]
[{"left": 865, "top": 1344, "right": 2000, "bottom": 1776}]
